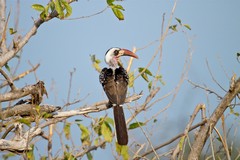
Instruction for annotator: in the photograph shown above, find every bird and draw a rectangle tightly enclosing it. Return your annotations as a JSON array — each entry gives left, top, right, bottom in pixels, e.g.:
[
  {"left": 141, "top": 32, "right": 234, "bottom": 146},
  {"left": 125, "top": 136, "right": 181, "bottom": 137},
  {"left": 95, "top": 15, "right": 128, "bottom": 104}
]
[{"left": 99, "top": 47, "right": 138, "bottom": 145}]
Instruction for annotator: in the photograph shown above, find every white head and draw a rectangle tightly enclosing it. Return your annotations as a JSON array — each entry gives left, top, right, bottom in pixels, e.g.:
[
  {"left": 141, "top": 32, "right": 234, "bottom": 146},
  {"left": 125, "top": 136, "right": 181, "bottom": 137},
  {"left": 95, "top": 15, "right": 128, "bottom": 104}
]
[{"left": 104, "top": 47, "right": 138, "bottom": 68}]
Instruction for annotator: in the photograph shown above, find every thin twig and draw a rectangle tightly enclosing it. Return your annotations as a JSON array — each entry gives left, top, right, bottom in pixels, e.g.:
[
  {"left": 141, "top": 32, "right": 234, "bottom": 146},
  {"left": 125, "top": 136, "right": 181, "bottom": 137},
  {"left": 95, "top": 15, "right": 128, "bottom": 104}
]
[
  {"left": 188, "top": 79, "right": 223, "bottom": 99},
  {"left": 206, "top": 59, "right": 227, "bottom": 92},
  {"left": 0, "top": 63, "right": 40, "bottom": 89},
  {"left": 65, "top": 7, "right": 108, "bottom": 20},
  {"left": 66, "top": 68, "right": 76, "bottom": 105},
  {"left": 134, "top": 119, "right": 208, "bottom": 159},
  {"left": 0, "top": 9, "right": 10, "bottom": 54},
  {"left": 188, "top": 77, "right": 240, "bottom": 159},
  {"left": 126, "top": 88, "right": 160, "bottom": 124},
  {"left": 126, "top": 47, "right": 137, "bottom": 73},
  {"left": 0, "top": 68, "right": 17, "bottom": 90},
  {"left": 0, "top": 0, "right": 77, "bottom": 67},
  {"left": 209, "top": 124, "right": 216, "bottom": 160},
  {"left": 128, "top": 105, "right": 159, "bottom": 160},
  {"left": 171, "top": 104, "right": 206, "bottom": 159},
  {"left": 28, "top": 61, "right": 38, "bottom": 82},
  {"left": 214, "top": 124, "right": 231, "bottom": 160},
  {"left": 48, "top": 124, "right": 53, "bottom": 160}
]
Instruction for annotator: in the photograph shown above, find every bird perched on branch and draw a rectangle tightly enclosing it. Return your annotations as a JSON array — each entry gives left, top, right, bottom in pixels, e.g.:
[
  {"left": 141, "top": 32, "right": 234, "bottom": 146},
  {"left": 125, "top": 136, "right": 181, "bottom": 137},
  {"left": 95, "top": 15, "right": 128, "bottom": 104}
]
[{"left": 99, "top": 47, "right": 138, "bottom": 145}]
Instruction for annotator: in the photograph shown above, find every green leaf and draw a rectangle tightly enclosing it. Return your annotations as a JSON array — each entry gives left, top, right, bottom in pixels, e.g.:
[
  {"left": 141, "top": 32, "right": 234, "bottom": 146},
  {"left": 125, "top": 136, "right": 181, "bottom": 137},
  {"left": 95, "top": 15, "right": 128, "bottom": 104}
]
[
  {"left": 65, "top": 144, "right": 70, "bottom": 151},
  {"left": 175, "top": 17, "right": 182, "bottom": 25},
  {"left": 36, "top": 105, "right": 41, "bottom": 115},
  {"left": 90, "top": 54, "right": 96, "bottom": 62},
  {"left": 169, "top": 24, "right": 178, "bottom": 32},
  {"left": 40, "top": 11, "right": 47, "bottom": 20},
  {"left": 138, "top": 67, "right": 153, "bottom": 76},
  {"left": 128, "top": 72, "right": 134, "bottom": 88},
  {"left": 138, "top": 67, "right": 152, "bottom": 82},
  {"left": 234, "top": 112, "right": 240, "bottom": 116},
  {"left": 216, "top": 137, "right": 222, "bottom": 142},
  {"left": 64, "top": 122, "right": 71, "bottom": 140},
  {"left": 40, "top": 156, "right": 47, "bottom": 160},
  {"left": 61, "top": 0, "right": 72, "bottom": 18},
  {"left": 18, "top": 118, "right": 31, "bottom": 127},
  {"left": 93, "top": 122, "right": 101, "bottom": 136},
  {"left": 90, "top": 55, "right": 102, "bottom": 72},
  {"left": 145, "top": 69, "right": 153, "bottom": 76},
  {"left": 179, "top": 136, "right": 185, "bottom": 150},
  {"left": 155, "top": 75, "right": 165, "bottom": 85},
  {"left": 114, "top": 5, "right": 125, "bottom": 11},
  {"left": 107, "top": 0, "right": 115, "bottom": 5},
  {"left": 55, "top": 0, "right": 64, "bottom": 19},
  {"left": 104, "top": 117, "right": 114, "bottom": 126},
  {"left": 4, "top": 63, "right": 10, "bottom": 72},
  {"left": 148, "top": 81, "right": 152, "bottom": 91},
  {"left": 230, "top": 107, "right": 239, "bottom": 117},
  {"left": 2, "top": 152, "right": 16, "bottom": 160},
  {"left": 128, "top": 122, "right": 145, "bottom": 130},
  {"left": 87, "top": 152, "right": 93, "bottom": 160},
  {"left": 49, "top": 2, "right": 55, "bottom": 12},
  {"left": 101, "top": 122, "right": 112, "bottom": 142},
  {"left": 42, "top": 113, "right": 53, "bottom": 118},
  {"left": 27, "top": 144, "right": 35, "bottom": 160},
  {"left": 32, "top": 4, "right": 45, "bottom": 12},
  {"left": 141, "top": 73, "right": 149, "bottom": 82},
  {"left": 93, "top": 62, "right": 102, "bottom": 73},
  {"left": 43, "top": 3, "right": 50, "bottom": 18},
  {"left": 112, "top": 8, "right": 124, "bottom": 20},
  {"left": 94, "top": 137, "right": 100, "bottom": 146},
  {"left": 183, "top": 24, "right": 191, "bottom": 30},
  {"left": 64, "top": 151, "right": 77, "bottom": 160},
  {"left": 9, "top": 28, "right": 17, "bottom": 35},
  {"left": 237, "top": 52, "right": 240, "bottom": 63},
  {"left": 116, "top": 143, "right": 129, "bottom": 160},
  {"left": 77, "top": 123, "right": 91, "bottom": 146}
]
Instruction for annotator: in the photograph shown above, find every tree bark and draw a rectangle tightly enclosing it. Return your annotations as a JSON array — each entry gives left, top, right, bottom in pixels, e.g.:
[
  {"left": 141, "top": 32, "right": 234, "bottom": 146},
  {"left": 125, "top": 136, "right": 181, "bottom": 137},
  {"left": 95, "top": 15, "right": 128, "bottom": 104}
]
[{"left": 188, "top": 78, "right": 240, "bottom": 159}]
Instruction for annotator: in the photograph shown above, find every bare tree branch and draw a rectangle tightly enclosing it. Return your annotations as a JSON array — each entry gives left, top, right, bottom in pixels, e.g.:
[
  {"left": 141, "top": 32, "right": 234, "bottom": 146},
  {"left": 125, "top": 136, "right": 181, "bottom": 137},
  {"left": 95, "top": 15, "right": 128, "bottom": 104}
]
[
  {"left": 0, "top": 68, "right": 16, "bottom": 90},
  {"left": 188, "top": 79, "right": 223, "bottom": 99},
  {"left": 188, "top": 77, "right": 240, "bottom": 159},
  {"left": 0, "top": 0, "right": 6, "bottom": 39},
  {"left": 54, "top": 93, "right": 143, "bottom": 118},
  {"left": 0, "top": 1, "right": 77, "bottom": 67},
  {"left": 0, "top": 63, "right": 40, "bottom": 89},
  {"left": 1, "top": 104, "right": 60, "bottom": 119},
  {"left": 39, "top": 93, "right": 142, "bottom": 129},
  {"left": 65, "top": 6, "right": 108, "bottom": 20},
  {"left": 0, "top": 81, "right": 46, "bottom": 102},
  {"left": 134, "top": 119, "right": 208, "bottom": 159},
  {"left": 0, "top": 126, "right": 42, "bottom": 152},
  {"left": 172, "top": 104, "right": 206, "bottom": 159}
]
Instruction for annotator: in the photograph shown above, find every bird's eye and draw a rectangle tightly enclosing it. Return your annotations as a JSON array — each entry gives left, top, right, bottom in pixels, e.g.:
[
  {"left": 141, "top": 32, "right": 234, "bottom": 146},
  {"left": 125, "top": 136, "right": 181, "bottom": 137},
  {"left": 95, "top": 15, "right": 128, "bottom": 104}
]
[{"left": 114, "top": 50, "right": 119, "bottom": 56}]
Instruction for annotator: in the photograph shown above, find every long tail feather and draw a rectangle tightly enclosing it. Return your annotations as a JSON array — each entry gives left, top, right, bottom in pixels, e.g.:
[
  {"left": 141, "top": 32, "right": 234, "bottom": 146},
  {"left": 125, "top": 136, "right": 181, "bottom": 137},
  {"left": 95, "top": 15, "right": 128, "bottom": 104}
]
[{"left": 113, "top": 105, "right": 128, "bottom": 145}]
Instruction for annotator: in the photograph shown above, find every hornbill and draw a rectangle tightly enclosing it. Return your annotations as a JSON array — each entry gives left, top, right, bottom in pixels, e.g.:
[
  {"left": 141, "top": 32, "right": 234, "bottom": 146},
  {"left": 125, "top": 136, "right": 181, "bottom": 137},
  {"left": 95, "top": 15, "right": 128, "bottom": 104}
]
[{"left": 99, "top": 47, "right": 138, "bottom": 145}]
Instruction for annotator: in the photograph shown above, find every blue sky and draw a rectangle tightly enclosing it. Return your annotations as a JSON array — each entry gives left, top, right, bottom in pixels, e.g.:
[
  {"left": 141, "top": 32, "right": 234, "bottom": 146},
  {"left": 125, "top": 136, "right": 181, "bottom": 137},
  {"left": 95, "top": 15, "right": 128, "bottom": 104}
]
[{"left": 5, "top": 0, "right": 240, "bottom": 159}]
